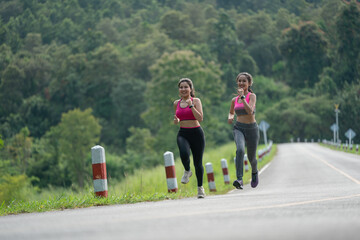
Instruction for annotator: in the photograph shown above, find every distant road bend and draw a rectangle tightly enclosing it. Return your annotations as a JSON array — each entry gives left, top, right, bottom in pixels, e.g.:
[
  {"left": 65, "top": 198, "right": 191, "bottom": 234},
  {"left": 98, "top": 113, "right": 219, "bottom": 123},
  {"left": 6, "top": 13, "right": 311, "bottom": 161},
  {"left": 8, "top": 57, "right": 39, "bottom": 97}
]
[{"left": 1, "top": 143, "right": 360, "bottom": 240}]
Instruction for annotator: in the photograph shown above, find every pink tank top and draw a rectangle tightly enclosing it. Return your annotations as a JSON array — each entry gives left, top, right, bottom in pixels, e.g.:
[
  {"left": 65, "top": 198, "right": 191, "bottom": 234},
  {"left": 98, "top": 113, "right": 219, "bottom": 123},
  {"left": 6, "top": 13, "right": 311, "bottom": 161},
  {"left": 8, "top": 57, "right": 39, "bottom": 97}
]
[
  {"left": 234, "top": 92, "right": 255, "bottom": 115},
  {"left": 176, "top": 98, "right": 197, "bottom": 121}
]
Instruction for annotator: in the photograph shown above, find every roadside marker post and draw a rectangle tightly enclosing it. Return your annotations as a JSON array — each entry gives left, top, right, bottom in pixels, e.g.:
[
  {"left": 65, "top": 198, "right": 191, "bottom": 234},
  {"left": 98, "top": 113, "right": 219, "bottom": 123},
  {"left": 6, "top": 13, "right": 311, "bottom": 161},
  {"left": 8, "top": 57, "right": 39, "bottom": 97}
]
[
  {"left": 258, "top": 149, "right": 264, "bottom": 162},
  {"left": 163, "top": 151, "right": 178, "bottom": 193},
  {"left": 356, "top": 145, "right": 359, "bottom": 153},
  {"left": 244, "top": 154, "right": 249, "bottom": 172},
  {"left": 205, "top": 163, "right": 216, "bottom": 192},
  {"left": 345, "top": 129, "right": 356, "bottom": 152},
  {"left": 220, "top": 159, "right": 230, "bottom": 184},
  {"left": 91, "top": 145, "right": 108, "bottom": 198}
]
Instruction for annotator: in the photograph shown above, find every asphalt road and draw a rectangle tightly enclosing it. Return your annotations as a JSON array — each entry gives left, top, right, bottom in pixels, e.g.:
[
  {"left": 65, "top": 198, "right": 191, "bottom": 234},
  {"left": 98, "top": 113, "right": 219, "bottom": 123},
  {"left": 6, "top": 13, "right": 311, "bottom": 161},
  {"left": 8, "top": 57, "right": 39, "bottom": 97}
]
[{"left": 1, "top": 143, "right": 360, "bottom": 240}]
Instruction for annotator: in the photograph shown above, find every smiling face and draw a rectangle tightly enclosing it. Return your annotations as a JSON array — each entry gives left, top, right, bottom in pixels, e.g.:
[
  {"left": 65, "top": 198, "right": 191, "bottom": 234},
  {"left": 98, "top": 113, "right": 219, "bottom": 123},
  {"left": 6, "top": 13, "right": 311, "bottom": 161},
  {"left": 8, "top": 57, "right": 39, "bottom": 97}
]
[
  {"left": 178, "top": 81, "right": 192, "bottom": 98},
  {"left": 237, "top": 75, "right": 249, "bottom": 90}
]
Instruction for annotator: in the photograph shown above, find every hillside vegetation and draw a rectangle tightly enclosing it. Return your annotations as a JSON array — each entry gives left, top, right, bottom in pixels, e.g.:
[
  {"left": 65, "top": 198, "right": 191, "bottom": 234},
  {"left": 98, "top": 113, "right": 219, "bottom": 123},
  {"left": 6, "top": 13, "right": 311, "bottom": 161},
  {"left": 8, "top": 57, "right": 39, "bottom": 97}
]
[{"left": 0, "top": 0, "right": 359, "bottom": 204}]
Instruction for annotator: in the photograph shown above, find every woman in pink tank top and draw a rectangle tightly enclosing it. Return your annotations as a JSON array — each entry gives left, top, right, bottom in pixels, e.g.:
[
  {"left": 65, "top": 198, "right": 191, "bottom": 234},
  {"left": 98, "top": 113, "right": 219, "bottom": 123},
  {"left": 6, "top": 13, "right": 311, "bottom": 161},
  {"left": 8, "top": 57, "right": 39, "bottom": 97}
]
[
  {"left": 228, "top": 72, "right": 260, "bottom": 190},
  {"left": 173, "top": 78, "right": 206, "bottom": 198}
]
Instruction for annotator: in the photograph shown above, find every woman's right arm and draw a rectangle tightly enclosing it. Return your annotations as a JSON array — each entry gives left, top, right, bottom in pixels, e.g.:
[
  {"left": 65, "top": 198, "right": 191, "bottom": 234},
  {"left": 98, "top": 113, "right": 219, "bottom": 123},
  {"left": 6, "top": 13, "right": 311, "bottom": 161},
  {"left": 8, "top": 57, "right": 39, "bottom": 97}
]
[
  {"left": 173, "top": 100, "right": 180, "bottom": 125},
  {"left": 228, "top": 98, "right": 235, "bottom": 124}
]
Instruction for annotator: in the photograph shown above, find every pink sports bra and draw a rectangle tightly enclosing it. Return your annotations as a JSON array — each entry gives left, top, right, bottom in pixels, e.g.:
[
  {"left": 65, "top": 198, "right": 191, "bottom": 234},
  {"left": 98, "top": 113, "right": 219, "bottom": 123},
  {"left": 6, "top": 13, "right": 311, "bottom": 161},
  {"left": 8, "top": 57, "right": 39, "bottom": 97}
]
[
  {"left": 234, "top": 92, "right": 255, "bottom": 115},
  {"left": 176, "top": 98, "right": 197, "bottom": 121}
]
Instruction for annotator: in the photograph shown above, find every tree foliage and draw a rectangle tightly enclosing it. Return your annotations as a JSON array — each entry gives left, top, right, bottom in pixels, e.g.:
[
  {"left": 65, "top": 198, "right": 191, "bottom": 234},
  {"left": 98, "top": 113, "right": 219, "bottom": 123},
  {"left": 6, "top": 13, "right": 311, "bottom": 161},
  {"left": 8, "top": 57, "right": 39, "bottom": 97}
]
[
  {"left": 56, "top": 108, "right": 101, "bottom": 188},
  {"left": 279, "top": 21, "right": 329, "bottom": 88},
  {"left": 0, "top": 0, "right": 359, "bottom": 197}
]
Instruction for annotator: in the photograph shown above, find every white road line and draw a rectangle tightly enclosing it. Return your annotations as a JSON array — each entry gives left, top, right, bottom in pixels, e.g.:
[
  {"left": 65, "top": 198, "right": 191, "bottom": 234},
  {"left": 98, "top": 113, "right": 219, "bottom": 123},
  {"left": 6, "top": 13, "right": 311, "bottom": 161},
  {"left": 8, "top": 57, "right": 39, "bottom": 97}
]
[
  {"left": 259, "top": 163, "right": 271, "bottom": 175},
  {"left": 112, "top": 193, "right": 360, "bottom": 222},
  {"left": 227, "top": 162, "right": 271, "bottom": 194},
  {"left": 304, "top": 148, "right": 360, "bottom": 185}
]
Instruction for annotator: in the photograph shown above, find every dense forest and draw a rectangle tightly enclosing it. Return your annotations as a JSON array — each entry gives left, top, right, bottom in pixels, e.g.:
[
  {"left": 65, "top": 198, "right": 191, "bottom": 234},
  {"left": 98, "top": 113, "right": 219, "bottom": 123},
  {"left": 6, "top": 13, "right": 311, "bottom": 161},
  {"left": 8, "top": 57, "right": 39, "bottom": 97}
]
[{"left": 0, "top": 0, "right": 359, "bottom": 201}]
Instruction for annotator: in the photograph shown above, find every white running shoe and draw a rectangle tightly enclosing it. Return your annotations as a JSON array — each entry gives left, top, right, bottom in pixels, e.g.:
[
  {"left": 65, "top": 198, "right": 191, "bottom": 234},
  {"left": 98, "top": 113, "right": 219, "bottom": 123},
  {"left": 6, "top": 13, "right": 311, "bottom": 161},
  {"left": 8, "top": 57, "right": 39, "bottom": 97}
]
[
  {"left": 197, "top": 186, "right": 205, "bottom": 198},
  {"left": 181, "top": 170, "right": 192, "bottom": 184}
]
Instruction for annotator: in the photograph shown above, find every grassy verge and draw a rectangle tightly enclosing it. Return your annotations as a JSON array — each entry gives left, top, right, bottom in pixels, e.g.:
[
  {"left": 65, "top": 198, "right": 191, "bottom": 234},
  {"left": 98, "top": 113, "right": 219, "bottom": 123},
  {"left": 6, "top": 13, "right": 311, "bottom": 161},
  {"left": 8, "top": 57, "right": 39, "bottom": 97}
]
[
  {"left": 319, "top": 143, "right": 359, "bottom": 155},
  {"left": 0, "top": 142, "right": 277, "bottom": 216}
]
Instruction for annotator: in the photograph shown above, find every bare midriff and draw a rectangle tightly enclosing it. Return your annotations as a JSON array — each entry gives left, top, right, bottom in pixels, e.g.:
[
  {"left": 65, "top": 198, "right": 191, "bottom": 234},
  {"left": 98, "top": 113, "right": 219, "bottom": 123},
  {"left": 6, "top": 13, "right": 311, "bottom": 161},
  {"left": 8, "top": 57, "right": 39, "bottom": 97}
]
[
  {"left": 179, "top": 120, "right": 200, "bottom": 128},
  {"left": 236, "top": 114, "right": 256, "bottom": 124}
]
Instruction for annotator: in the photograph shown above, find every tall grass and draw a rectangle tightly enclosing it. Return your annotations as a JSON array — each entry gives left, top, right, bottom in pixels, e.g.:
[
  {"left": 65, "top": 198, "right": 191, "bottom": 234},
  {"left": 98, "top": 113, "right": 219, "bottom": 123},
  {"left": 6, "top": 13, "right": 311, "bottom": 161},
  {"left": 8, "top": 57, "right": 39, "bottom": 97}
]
[{"left": 0, "top": 142, "right": 276, "bottom": 216}]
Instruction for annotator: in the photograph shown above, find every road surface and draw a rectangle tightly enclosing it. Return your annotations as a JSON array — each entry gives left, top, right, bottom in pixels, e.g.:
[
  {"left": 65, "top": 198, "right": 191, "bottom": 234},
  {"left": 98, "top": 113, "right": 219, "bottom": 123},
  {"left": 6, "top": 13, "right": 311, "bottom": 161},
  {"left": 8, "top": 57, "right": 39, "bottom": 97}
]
[{"left": 1, "top": 143, "right": 360, "bottom": 240}]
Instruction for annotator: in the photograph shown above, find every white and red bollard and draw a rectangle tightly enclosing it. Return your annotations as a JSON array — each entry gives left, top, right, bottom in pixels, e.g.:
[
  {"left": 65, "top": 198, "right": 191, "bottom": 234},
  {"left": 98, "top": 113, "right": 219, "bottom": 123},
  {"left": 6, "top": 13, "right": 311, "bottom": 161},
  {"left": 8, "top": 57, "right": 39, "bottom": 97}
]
[
  {"left": 258, "top": 149, "right": 264, "bottom": 162},
  {"left": 244, "top": 154, "right": 249, "bottom": 172},
  {"left": 163, "top": 151, "right": 178, "bottom": 193},
  {"left": 91, "top": 145, "right": 108, "bottom": 197},
  {"left": 356, "top": 144, "right": 359, "bottom": 153},
  {"left": 220, "top": 159, "right": 230, "bottom": 184},
  {"left": 205, "top": 162, "right": 216, "bottom": 192}
]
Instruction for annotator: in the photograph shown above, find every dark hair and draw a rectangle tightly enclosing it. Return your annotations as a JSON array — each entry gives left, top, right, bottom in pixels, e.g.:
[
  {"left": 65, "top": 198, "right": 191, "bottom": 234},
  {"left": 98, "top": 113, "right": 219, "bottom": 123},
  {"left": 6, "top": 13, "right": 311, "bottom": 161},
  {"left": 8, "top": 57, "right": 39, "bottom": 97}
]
[
  {"left": 236, "top": 72, "right": 254, "bottom": 93},
  {"left": 178, "top": 78, "right": 195, "bottom": 97}
]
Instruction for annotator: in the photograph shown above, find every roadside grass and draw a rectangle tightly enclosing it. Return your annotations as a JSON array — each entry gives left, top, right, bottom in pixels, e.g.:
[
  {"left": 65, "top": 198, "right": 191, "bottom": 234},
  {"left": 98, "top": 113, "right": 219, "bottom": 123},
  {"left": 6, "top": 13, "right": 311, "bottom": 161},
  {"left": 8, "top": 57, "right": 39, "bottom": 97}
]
[
  {"left": 319, "top": 143, "right": 359, "bottom": 155},
  {"left": 0, "top": 142, "right": 277, "bottom": 216}
]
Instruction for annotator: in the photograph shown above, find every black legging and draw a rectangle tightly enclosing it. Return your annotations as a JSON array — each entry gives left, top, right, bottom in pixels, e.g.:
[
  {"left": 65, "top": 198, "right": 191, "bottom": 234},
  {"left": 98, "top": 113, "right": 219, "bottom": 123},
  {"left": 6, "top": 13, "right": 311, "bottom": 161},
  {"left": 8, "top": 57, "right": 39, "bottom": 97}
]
[{"left": 177, "top": 127, "right": 205, "bottom": 187}]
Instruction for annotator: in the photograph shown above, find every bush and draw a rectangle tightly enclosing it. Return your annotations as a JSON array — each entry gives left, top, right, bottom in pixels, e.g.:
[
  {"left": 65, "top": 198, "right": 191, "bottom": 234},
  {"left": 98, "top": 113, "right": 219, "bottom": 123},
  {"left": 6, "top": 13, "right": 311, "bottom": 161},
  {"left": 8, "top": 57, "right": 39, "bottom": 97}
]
[{"left": 0, "top": 174, "right": 35, "bottom": 204}]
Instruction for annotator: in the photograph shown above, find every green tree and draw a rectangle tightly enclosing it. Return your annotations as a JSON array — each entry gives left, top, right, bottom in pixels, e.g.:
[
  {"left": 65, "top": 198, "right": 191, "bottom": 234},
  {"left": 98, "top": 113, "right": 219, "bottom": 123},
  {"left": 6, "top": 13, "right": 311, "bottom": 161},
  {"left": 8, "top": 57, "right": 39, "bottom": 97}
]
[
  {"left": 0, "top": 0, "right": 24, "bottom": 23},
  {"left": 159, "top": 10, "right": 198, "bottom": 44},
  {"left": 279, "top": 21, "right": 329, "bottom": 88},
  {"left": 236, "top": 11, "right": 275, "bottom": 46},
  {"left": 56, "top": 18, "right": 80, "bottom": 44},
  {"left": 0, "top": 44, "right": 13, "bottom": 71},
  {"left": 338, "top": 80, "right": 360, "bottom": 143},
  {"left": 144, "top": 50, "right": 223, "bottom": 151},
  {"left": 5, "top": 127, "right": 32, "bottom": 174},
  {"left": 0, "top": 65, "right": 25, "bottom": 116},
  {"left": 20, "top": 95, "right": 51, "bottom": 138},
  {"left": 57, "top": 108, "right": 101, "bottom": 188},
  {"left": 208, "top": 12, "right": 257, "bottom": 94},
  {"left": 122, "top": 127, "right": 158, "bottom": 170},
  {"left": 111, "top": 78, "right": 146, "bottom": 149},
  {"left": 315, "top": 67, "right": 337, "bottom": 96},
  {"left": 263, "top": 94, "right": 334, "bottom": 142},
  {"left": 48, "top": 53, "right": 87, "bottom": 118},
  {"left": 0, "top": 174, "right": 31, "bottom": 204},
  {"left": 334, "top": 2, "right": 360, "bottom": 86}
]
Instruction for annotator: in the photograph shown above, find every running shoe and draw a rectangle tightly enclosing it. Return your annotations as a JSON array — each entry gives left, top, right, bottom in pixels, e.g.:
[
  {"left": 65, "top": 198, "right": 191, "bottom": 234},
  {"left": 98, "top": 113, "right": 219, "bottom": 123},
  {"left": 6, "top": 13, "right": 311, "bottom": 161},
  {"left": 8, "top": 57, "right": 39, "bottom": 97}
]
[
  {"left": 233, "top": 179, "right": 243, "bottom": 189},
  {"left": 197, "top": 186, "right": 206, "bottom": 198},
  {"left": 181, "top": 170, "right": 192, "bottom": 184},
  {"left": 251, "top": 171, "right": 259, "bottom": 188}
]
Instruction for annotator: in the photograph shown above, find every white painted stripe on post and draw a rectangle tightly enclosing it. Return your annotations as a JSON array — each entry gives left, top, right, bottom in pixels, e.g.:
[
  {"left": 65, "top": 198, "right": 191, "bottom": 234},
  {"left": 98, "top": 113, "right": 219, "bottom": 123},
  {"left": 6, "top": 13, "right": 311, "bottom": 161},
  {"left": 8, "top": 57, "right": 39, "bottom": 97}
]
[
  {"left": 209, "top": 181, "right": 216, "bottom": 190},
  {"left": 166, "top": 178, "right": 178, "bottom": 190},
  {"left": 221, "top": 159, "right": 230, "bottom": 184},
  {"left": 91, "top": 145, "right": 106, "bottom": 164},
  {"left": 93, "top": 179, "right": 108, "bottom": 192},
  {"left": 164, "top": 151, "right": 175, "bottom": 167},
  {"left": 205, "top": 162, "right": 213, "bottom": 173},
  {"left": 221, "top": 159, "right": 227, "bottom": 168}
]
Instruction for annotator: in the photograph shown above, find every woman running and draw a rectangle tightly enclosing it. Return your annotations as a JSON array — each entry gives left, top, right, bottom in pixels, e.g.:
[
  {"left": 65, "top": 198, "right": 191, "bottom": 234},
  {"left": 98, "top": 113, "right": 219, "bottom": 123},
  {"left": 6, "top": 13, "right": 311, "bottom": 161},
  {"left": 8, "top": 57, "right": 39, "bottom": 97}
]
[
  {"left": 228, "top": 72, "right": 259, "bottom": 189},
  {"left": 173, "top": 78, "right": 206, "bottom": 198}
]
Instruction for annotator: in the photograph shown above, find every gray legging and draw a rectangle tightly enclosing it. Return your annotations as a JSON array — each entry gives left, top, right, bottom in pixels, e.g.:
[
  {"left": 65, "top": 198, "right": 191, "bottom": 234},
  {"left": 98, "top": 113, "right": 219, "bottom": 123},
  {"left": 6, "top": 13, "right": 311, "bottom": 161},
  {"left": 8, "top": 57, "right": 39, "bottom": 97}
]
[{"left": 233, "top": 121, "right": 259, "bottom": 180}]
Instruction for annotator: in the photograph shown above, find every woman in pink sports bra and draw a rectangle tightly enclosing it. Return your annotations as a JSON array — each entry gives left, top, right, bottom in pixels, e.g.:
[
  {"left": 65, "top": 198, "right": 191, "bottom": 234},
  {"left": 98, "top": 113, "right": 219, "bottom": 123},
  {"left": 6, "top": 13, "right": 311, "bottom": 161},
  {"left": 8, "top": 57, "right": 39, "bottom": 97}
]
[
  {"left": 173, "top": 78, "right": 206, "bottom": 198},
  {"left": 228, "top": 72, "right": 260, "bottom": 190}
]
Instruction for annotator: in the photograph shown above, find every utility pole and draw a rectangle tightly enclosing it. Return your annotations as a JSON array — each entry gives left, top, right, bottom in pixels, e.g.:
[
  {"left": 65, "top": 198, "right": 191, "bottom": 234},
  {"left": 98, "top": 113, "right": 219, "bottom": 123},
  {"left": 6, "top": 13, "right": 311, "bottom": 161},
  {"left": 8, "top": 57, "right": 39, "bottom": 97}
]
[{"left": 335, "top": 104, "right": 340, "bottom": 143}]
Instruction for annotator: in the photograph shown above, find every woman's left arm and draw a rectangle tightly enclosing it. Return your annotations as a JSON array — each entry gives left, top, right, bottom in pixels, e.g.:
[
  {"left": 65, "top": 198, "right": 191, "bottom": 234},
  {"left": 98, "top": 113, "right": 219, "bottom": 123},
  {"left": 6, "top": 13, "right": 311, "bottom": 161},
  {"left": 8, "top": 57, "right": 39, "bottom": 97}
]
[
  {"left": 189, "top": 98, "right": 203, "bottom": 122},
  {"left": 242, "top": 93, "right": 256, "bottom": 114}
]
